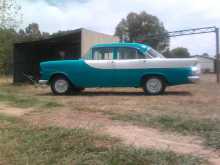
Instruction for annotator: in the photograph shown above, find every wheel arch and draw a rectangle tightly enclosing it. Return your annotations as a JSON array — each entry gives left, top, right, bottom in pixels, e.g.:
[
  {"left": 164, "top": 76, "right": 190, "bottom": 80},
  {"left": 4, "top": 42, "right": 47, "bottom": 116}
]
[
  {"left": 49, "top": 73, "right": 74, "bottom": 87},
  {"left": 140, "top": 73, "right": 169, "bottom": 86}
]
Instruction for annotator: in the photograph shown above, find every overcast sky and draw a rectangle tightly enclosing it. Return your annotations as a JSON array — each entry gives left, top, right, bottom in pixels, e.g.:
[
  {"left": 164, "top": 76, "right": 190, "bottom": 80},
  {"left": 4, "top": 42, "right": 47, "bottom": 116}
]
[{"left": 18, "top": 0, "right": 220, "bottom": 56}]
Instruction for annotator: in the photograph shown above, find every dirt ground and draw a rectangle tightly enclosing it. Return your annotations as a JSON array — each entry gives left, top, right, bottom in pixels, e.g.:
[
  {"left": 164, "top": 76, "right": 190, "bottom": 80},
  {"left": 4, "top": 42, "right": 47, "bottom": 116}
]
[
  {"left": 0, "top": 74, "right": 220, "bottom": 164},
  {"left": 15, "top": 74, "right": 220, "bottom": 120}
]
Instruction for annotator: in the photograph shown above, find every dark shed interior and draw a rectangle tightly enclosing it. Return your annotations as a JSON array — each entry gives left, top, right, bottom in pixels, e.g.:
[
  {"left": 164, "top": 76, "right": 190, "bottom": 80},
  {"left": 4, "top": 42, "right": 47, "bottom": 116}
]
[{"left": 13, "top": 29, "right": 82, "bottom": 83}]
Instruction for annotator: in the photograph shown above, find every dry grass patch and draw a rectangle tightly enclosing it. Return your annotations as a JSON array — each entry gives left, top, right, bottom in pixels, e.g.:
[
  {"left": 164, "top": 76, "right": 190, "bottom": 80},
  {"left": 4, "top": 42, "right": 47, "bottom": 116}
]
[
  {"left": 0, "top": 114, "right": 204, "bottom": 165},
  {"left": 0, "top": 75, "right": 219, "bottom": 164},
  {"left": 0, "top": 78, "right": 62, "bottom": 109}
]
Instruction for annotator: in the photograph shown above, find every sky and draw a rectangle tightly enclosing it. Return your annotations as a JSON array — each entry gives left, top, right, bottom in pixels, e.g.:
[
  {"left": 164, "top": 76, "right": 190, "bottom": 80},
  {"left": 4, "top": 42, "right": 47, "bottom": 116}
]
[{"left": 17, "top": 0, "right": 220, "bottom": 56}]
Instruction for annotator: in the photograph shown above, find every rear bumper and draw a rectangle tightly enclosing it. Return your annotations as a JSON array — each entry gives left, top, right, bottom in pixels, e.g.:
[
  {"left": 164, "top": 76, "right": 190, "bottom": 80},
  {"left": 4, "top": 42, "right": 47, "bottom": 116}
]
[
  {"left": 188, "top": 76, "right": 200, "bottom": 83},
  {"left": 38, "top": 80, "right": 48, "bottom": 85}
]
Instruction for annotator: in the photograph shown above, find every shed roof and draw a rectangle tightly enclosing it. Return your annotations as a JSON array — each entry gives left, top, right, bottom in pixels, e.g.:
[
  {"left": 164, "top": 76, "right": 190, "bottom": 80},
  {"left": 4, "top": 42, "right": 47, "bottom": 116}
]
[
  {"left": 14, "top": 28, "right": 117, "bottom": 46},
  {"left": 14, "top": 28, "right": 83, "bottom": 47}
]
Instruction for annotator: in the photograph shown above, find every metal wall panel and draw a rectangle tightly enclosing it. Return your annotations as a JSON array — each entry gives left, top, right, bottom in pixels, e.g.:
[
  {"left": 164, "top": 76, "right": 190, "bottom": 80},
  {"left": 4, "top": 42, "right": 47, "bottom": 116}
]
[
  {"left": 81, "top": 29, "right": 119, "bottom": 57},
  {"left": 13, "top": 31, "right": 82, "bottom": 83},
  {"left": 13, "top": 28, "right": 118, "bottom": 83}
]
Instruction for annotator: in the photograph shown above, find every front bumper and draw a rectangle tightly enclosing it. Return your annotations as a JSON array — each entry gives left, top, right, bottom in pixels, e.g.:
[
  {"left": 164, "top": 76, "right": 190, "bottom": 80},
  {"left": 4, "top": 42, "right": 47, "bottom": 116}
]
[
  {"left": 38, "top": 80, "right": 48, "bottom": 85},
  {"left": 188, "top": 76, "right": 200, "bottom": 83}
]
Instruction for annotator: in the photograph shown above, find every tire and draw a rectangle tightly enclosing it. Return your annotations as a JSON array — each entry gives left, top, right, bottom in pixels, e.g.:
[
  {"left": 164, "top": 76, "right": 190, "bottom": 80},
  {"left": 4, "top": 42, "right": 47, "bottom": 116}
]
[
  {"left": 51, "top": 76, "right": 71, "bottom": 95},
  {"left": 143, "top": 77, "right": 166, "bottom": 95}
]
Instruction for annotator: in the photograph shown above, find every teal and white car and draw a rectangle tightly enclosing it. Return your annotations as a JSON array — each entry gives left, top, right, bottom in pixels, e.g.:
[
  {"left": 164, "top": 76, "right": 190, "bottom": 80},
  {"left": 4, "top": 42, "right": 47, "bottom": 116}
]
[{"left": 39, "top": 43, "right": 200, "bottom": 95}]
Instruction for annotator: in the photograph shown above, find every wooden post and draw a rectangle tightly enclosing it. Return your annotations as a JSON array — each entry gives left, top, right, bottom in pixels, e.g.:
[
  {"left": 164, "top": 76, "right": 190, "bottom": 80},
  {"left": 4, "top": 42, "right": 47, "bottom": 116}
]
[{"left": 215, "top": 27, "right": 220, "bottom": 83}]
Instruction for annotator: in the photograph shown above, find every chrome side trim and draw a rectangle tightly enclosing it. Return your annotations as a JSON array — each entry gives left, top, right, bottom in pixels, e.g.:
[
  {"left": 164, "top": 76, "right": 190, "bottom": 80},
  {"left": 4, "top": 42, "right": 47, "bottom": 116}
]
[
  {"left": 188, "top": 76, "right": 200, "bottom": 83},
  {"left": 38, "top": 80, "right": 48, "bottom": 85}
]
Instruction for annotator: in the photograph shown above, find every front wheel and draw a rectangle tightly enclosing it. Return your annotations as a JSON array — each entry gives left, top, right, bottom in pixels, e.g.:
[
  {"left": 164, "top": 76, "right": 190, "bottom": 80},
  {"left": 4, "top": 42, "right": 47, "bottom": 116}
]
[
  {"left": 143, "top": 77, "right": 166, "bottom": 95},
  {"left": 51, "top": 76, "right": 71, "bottom": 95}
]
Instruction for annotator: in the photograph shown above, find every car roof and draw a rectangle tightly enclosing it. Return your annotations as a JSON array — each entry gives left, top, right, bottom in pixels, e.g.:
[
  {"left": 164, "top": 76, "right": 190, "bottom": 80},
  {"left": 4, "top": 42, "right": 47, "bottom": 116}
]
[{"left": 93, "top": 42, "right": 151, "bottom": 52}]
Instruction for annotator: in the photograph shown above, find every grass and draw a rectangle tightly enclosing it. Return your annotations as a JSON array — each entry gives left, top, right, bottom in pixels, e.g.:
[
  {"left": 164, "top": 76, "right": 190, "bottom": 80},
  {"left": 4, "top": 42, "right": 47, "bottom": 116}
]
[
  {"left": 0, "top": 114, "right": 204, "bottom": 165},
  {"left": 108, "top": 112, "right": 220, "bottom": 149},
  {"left": 0, "top": 85, "right": 61, "bottom": 109}
]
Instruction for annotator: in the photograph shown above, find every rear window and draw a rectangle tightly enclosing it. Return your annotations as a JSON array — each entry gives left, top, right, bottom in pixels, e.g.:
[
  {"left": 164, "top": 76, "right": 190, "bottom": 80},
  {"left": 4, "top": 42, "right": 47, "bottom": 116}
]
[{"left": 92, "top": 48, "right": 114, "bottom": 60}]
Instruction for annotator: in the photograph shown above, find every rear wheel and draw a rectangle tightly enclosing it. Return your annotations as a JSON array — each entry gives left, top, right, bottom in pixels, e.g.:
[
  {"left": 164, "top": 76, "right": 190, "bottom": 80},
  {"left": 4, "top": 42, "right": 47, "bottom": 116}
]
[
  {"left": 143, "top": 77, "right": 166, "bottom": 95},
  {"left": 51, "top": 76, "right": 71, "bottom": 95}
]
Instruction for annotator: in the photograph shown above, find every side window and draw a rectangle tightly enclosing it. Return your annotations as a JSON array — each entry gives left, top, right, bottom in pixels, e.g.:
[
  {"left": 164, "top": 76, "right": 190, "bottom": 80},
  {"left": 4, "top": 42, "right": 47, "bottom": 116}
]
[
  {"left": 117, "top": 48, "right": 145, "bottom": 60},
  {"left": 92, "top": 48, "right": 114, "bottom": 60}
]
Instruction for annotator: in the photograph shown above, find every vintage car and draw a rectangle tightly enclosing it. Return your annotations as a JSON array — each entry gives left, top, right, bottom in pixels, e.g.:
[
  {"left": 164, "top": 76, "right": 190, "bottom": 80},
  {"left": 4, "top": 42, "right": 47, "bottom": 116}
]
[{"left": 39, "top": 43, "right": 200, "bottom": 95}]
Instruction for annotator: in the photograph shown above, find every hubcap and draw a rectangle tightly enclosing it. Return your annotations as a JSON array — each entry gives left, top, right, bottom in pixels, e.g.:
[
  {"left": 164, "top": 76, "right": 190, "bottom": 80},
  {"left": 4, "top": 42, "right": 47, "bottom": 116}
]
[
  {"left": 146, "top": 78, "right": 162, "bottom": 94},
  {"left": 54, "top": 79, "right": 68, "bottom": 93}
]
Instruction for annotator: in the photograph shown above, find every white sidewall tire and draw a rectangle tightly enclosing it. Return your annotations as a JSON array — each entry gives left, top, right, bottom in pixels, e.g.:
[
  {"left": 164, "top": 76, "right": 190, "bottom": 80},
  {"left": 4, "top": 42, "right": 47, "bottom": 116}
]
[
  {"left": 143, "top": 77, "right": 165, "bottom": 95},
  {"left": 51, "top": 77, "right": 70, "bottom": 95}
]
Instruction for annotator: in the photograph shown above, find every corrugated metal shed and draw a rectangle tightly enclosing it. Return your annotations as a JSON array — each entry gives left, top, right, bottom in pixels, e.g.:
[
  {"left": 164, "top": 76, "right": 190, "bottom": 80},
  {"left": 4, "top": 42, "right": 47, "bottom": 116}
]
[
  {"left": 13, "top": 28, "right": 119, "bottom": 83},
  {"left": 192, "top": 55, "right": 215, "bottom": 73}
]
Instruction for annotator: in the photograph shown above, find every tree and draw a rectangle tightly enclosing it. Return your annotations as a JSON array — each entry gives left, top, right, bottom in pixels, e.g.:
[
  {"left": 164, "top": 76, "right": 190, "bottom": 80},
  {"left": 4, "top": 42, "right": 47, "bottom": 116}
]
[
  {"left": 115, "top": 11, "right": 169, "bottom": 52},
  {"left": 0, "top": 28, "right": 17, "bottom": 74},
  {"left": 162, "top": 48, "right": 171, "bottom": 58},
  {"left": 25, "top": 23, "right": 41, "bottom": 38},
  {"left": 201, "top": 53, "right": 209, "bottom": 58},
  {"left": 0, "top": 0, "right": 22, "bottom": 29},
  {"left": 51, "top": 30, "right": 76, "bottom": 37},
  {"left": 0, "top": 22, "right": 50, "bottom": 74},
  {"left": 170, "top": 47, "right": 190, "bottom": 58},
  {"left": 18, "top": 23, "right": 50, "bottom": 42},
  {"left": 0, "top": 0, "right": 21, "bottom": 74}
]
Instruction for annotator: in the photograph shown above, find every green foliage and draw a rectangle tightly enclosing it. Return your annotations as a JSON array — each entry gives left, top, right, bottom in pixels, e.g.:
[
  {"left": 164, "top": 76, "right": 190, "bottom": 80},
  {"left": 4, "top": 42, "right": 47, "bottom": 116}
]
[
  {"left": 0, "top": 23, "right": 50, "bottom": 74},
  {"left": 115, "top": 11, "right": 169, "bottom": 52},
  {"left": 0, "top": 28, "right": 17, "bottom": 74},
  {"left": 201, "top": 53, "right": 210, "bottom": 58},
  {"left": 170, "top": 47, "right": 190, "bottom": 58},
  {"left": 18, "top": 23, "right": 50, "bottom": 42},
  {"left": 0, "top": 0, "right": 22, "bottom": 29},
  {"left": 0, "top": 0, "right": 21, "bottom": 74},
  {"left": 51, "top": 30, "right": 76, "bottom": 37},
  {"left": 0, "top": 114, "right": 204, "bottom": 165}
]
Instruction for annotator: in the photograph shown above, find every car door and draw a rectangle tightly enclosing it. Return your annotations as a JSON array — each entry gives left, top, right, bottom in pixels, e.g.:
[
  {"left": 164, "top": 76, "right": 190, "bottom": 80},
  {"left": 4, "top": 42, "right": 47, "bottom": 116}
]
[
  {"left": 113, "top": 47, "right": 146, "bottom": 87},
  {"left": 84, "top": 47, "right": 115, "bottom": 87}
]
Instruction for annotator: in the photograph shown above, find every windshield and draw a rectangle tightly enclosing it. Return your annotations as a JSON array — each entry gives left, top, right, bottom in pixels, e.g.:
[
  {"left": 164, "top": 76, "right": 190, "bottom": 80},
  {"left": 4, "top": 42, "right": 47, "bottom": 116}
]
[{"left": 144, "top": 48, "right": 165, "bottom": 58}]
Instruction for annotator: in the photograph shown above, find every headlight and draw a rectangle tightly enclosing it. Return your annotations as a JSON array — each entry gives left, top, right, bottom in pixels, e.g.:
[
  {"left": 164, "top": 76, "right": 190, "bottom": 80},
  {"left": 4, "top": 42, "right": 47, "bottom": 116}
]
[{"left": 191, "top": 65, "right": 201, "bottom": 76}]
